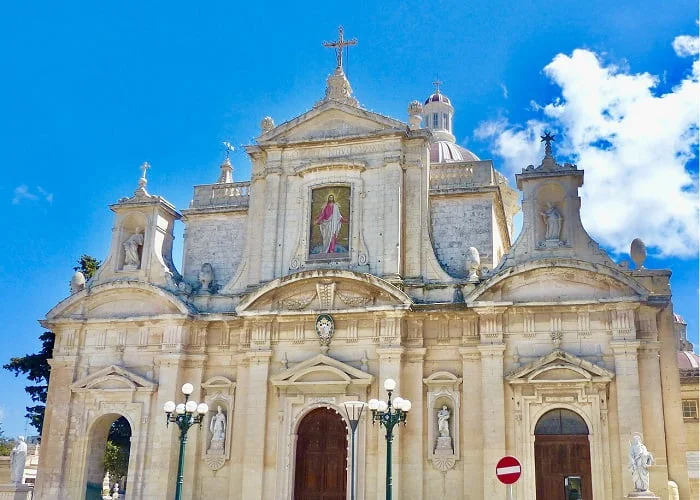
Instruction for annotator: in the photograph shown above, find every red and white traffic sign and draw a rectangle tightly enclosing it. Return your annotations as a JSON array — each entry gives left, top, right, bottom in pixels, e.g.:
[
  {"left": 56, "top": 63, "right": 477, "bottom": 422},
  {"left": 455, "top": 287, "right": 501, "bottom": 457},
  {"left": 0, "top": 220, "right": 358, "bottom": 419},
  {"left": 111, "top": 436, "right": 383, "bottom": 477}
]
[{"left": 496, "top": 455, "right": 522, "bottom": 485}]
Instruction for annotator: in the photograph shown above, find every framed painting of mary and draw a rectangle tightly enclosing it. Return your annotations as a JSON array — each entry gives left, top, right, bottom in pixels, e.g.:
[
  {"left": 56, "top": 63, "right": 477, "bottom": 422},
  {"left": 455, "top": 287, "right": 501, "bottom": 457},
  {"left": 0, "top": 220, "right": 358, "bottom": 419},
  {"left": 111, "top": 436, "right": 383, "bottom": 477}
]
[{"left": 309, "top": 186, "right": 351, "bottom": 258}]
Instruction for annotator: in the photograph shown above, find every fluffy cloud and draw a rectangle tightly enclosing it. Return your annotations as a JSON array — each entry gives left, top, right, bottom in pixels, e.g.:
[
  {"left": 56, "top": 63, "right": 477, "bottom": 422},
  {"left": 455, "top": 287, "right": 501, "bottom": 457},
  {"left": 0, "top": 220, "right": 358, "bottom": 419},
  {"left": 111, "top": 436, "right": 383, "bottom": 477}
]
[{"left": 476, "top": 38, "right": 699, "bottom": 258}]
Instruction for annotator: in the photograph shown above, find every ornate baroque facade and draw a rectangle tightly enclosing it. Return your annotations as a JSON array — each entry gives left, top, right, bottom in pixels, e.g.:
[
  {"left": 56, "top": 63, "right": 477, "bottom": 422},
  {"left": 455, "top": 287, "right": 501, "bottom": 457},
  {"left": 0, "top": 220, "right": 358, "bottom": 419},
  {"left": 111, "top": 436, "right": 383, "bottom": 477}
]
[{"left": 35, "top": 42, "right": 692, "bottom": 500}]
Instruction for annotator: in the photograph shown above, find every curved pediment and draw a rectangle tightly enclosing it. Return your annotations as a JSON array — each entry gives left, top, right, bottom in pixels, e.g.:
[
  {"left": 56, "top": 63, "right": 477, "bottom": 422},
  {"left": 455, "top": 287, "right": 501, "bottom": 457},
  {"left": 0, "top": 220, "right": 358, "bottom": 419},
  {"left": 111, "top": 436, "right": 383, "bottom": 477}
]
[
  {"left": 46, "top": 281, "right": 193, "bottom": 321},
  {"left": 236, "top": 269, "right": 412, "bottom": 315},
  {"left": 466, "top": 260, "right": 648, "bottom": 305}
]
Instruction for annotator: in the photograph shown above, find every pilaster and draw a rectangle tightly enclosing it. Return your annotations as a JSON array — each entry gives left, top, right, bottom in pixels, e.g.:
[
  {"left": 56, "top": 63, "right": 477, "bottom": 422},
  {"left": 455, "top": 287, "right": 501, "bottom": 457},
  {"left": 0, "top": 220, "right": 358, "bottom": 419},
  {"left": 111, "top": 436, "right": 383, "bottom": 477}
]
[
  {"left": 240, "top": 350, "right": 272, "bottom": 500},
  {"left": 478, "top": 343, "right": 506, "bottom": 498},
  {"left": 460, "top": 347, "right": 483, "bottom": 499},
  {"left": 401, "top": 348, "right": 426, "bottom": 500}
]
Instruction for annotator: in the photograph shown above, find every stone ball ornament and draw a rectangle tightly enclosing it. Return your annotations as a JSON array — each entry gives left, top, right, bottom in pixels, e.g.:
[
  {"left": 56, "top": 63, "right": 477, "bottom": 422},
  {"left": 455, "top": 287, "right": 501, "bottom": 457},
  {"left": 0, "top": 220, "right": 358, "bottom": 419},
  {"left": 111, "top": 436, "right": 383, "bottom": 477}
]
[
  {"left": 630, "top": 238, "right": 646, "bottom": 269},
  {"left": 70, "top": 271, "right": 86, "bottom": 294}
]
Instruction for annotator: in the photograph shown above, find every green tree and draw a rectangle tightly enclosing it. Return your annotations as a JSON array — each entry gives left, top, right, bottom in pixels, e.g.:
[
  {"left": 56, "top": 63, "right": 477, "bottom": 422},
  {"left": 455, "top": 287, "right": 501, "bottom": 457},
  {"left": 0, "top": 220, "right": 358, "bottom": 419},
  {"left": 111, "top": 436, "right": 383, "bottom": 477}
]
[
  {"left": 0, "top": 424, "right": 13, "bottom": 456},
  {"left": 103, "top": 417, "right": 131, "bottom": 489},
  {"left": 4, "top": 255, "right": 100, "bottom": 434}
]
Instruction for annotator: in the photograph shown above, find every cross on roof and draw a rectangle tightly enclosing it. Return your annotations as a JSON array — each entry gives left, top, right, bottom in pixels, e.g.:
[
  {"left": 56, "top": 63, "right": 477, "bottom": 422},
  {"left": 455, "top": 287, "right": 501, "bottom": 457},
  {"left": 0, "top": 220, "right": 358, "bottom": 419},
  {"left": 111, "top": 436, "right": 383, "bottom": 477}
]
[
  {"left": 540, "top": 130, "right": 555, "bottom": 157},
  {"left": 433, "top": 79, "right": 443, "bottom": 93},
  {"left": 323, "top": 26, "right": 357, "bottom": 70},
  {"left": 139, "top": 161, "right": 151, "bottom": 180}
]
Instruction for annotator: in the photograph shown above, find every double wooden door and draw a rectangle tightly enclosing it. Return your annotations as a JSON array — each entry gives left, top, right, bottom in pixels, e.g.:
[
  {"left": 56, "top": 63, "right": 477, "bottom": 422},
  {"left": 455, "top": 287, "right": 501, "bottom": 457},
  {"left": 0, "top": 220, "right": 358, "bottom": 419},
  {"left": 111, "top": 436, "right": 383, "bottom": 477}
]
[
  {"left": 535, "top": 435, "right": 592, "bottom": 500},
  {"left": 294, "top": 408, "right": 348, "bottom": 500}
]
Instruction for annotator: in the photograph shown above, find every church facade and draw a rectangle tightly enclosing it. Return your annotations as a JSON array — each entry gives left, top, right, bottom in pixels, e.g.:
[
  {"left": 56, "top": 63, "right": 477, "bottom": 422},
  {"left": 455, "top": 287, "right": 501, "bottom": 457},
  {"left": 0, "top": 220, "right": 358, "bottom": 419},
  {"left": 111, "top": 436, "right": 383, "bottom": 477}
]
[{"left": 35, "top": 38, "right": 692, "bottom": 500}]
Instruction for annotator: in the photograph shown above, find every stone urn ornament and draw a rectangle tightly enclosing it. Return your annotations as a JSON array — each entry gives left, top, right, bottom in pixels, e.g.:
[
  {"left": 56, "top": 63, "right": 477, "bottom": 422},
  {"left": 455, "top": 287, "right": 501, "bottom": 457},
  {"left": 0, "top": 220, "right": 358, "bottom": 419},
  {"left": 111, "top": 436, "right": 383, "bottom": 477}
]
[
  {"left": 465, "top": 247, "right": 481, "bottom": 283},
  {"left": 70, "top": 271, "right": 86, "bottom": 294},
  {"left": 630, "top": 238, "right": 646, "bottom": 269}
]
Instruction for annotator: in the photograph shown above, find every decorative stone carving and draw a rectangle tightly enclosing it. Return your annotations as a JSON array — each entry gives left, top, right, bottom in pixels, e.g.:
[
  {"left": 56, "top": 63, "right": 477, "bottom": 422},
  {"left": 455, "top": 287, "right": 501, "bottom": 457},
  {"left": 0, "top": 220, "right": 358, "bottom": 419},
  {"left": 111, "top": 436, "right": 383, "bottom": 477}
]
[
  {"left": 630, "top": 238, "right": 646, "bottom": 269},
  {"left": 122, "top": 229, "right": 144, "bottom": 269},
  {"left": 101, "top": 471, "right": 111, "bottom": 499},
  {"left": 465, "top": 247, "right": 480, "bottom": 283},
  {"left": 437, "top": 405, "right": 450, "bottom": 438},
  {"left": 261, "top": 116, "right": 275, "bottom": 133},
  {"left": 336, "top": 290, "right": 372, "bottom": 307},
  {"left": 316, "top": 282, "right": 336, "bottom": 309},
  {"left": 201, "top": 376, "right": 236, "bottom": 471},
  {"left": 317, "top": 68, "right": 359, "bottom": 107},
  {"left": 541, "top": 202, "right": 563, "bottom": 242},
  {"left": 628, "top": 434, "right": 654, "bottom": 494},
  {"left": 280, "top": 294, "right": 315, "bottom": 311},
  {"left": 70, "top": 271, "right": 86, "bottom": 294},
  {"left": 315, "top": 314, "right": 335, "bottom": 350}
]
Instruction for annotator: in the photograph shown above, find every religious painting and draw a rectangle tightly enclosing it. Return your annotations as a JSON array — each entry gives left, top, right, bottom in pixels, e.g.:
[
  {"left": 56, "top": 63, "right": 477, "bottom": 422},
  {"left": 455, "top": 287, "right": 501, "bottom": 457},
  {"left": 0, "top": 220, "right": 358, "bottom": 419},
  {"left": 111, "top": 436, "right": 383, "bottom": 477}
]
[{"left": 309, "top": 186, "right": 351, "bottom": 258}]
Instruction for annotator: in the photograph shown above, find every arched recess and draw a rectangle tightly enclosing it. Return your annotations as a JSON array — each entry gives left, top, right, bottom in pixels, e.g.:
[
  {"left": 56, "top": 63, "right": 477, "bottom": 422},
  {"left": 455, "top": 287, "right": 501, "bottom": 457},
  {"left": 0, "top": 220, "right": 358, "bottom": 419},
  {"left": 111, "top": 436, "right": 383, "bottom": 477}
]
[
  {"left": 293, "top": 407, "right": 348, "bottom": 500},
  {"left": 534, "top": 408, "right": 592, "bottom": 500},
  {"left": 85, "top": 413, "right": 132, "bottom": 499}
]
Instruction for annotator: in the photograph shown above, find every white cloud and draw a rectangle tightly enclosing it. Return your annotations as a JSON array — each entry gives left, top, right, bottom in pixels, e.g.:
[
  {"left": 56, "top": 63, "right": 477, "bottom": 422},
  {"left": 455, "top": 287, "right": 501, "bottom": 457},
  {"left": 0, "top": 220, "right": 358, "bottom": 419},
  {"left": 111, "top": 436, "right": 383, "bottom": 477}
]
[
  {"left": 500, "top": 83, "right": 509, "bottom": 99},
  {"left": 12, "top": 185, "right": 53, "bottom": 205},
  {"left": 476, "top": 44, "right": 699, "bottom": 258},
  {"left": 673, "top": 35, "right": 699, "bottom": 57}
]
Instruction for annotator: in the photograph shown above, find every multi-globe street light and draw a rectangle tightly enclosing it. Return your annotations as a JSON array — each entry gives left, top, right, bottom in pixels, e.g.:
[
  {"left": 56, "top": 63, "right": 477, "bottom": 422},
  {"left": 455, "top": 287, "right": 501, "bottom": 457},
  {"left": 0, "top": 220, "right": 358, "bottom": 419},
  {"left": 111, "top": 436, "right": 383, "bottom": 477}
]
[
  {"left": 341, "top": 400, "right": 367, "bottom": 500},
  {"left": 368, "top": 378, "right": 411, "bottom": 500},
  {"left": 163, "top": 383, "right": 209, "bottom": 500}
]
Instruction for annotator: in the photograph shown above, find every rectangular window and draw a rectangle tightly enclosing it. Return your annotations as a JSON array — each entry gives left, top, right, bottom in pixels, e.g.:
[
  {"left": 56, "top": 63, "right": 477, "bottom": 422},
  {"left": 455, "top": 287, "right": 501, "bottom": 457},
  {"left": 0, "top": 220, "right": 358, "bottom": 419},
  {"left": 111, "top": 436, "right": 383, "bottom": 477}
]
[
  {"left": 682, "top": 400, "right": 698, "bottom": 419},
  {"left": 443, "top": 113, "right": 448, "bottom": 129},
  {"left": 433, "top": 113, "right": 439, "bottom": 128}
]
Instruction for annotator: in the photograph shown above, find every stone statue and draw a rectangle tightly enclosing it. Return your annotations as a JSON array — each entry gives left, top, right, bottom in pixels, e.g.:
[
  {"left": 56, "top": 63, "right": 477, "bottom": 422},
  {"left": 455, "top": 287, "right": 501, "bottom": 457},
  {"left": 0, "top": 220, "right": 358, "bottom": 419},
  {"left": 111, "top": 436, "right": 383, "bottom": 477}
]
[
  {"left": 112, "top": 482, "right": 120, "bottom": 499},
  {"left": 208, "top": 406, "right": 226, "bottom": 453},
  {"left": 101, "top": 471, "right": 111, "bottom": 497},
  {"left": 437, "top": 406, "right": 450, "bottom": 438},
  {"left": 261, "top": 116, "right": 275, "bottom": 133},
  {"left": 465, "top": 247, "right": 481, "bottom": 282},
  {"left": 10, "top": 436, "right": 27, "bottom": 484},
  {"left": 198, "top": 263, "right": 215, "bottom": 292},
  {"left": 628, "top": 434, "right": 654, "bottom": 492},
  {"left": 123, "top": 229, "right": 144, "bottom": 268},
  {"left": 541, "top": 202, "right": 563, "bottom": 241}
]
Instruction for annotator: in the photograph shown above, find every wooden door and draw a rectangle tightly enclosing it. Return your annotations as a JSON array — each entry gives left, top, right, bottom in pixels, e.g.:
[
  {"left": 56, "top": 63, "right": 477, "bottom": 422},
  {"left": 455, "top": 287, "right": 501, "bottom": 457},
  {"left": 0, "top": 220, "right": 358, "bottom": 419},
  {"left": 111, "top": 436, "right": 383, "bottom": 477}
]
[
  {"left": 294, "top": 408, "right": 348, "bottom": 500},
  {"left": 535, "top": 435, "right": 592, "bottom": 500}
]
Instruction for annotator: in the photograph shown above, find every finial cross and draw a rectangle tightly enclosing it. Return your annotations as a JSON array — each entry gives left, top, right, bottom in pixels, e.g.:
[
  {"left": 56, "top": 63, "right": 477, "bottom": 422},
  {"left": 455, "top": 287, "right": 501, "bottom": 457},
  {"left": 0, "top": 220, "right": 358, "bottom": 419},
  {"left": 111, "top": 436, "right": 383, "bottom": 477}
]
[
  {"left": 222, "top": 141, "right": 235, "bottom": 159},
  {"left": 433, "top": 79, "right": 443, "bottom": 93},
  {"left": 139, "top": 161, "right": 151, "bottom": 180},
  {"left": 323, "top": 25, "right": 357, "bottom": 70},
  {"left": 540, "top": 130, "right": 555, "bottom": 157}
]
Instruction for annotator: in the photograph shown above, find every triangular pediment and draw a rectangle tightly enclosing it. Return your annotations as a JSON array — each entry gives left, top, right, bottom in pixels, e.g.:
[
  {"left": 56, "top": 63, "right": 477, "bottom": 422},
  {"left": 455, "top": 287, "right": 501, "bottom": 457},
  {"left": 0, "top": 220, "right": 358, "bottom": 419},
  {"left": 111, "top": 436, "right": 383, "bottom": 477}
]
[
  {"left": 258, "top": 101, "right": 406, "bottom": 144},
  {"left": 71, "top": 365, "right": 156, "bottom": 393},
  {"left": 507, "top": 349, "right": 613, "bottom": 384},
  {"left": 270, "top": 353, "right": 373, "bottom": 394}
]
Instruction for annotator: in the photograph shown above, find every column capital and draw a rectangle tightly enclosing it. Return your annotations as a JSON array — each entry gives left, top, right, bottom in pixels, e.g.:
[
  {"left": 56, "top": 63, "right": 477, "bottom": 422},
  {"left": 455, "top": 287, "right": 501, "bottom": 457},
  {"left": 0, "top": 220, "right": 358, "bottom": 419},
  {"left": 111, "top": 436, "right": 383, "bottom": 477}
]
[
  {"left": 376, "top": 346, "right": 405, "bottom": 362},
  {"left": 477, "top": 343, "right": 506, "bottom": 357},
  {"left": 610, "top": 340, "right": 641, "bottom": 356},
  {"left": 246, "top": 350, "right": 272, "bottom": 364},
  {"left": 405, "top": 348, "right": 426, "bottom": 363},
  {"left": 459, "top": 346, "right": 480, "bottom": 361}
]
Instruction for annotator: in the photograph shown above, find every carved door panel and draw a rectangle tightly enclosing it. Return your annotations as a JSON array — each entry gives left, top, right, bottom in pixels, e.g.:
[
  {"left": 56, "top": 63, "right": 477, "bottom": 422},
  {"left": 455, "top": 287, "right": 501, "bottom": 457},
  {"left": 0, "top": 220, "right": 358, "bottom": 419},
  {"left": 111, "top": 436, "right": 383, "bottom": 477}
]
[
  {"left": 294, "top": 408, "right": 347, "bottom": 500},
  {"left": 535, "top": 435, "right": 592, "bottom": 500}
]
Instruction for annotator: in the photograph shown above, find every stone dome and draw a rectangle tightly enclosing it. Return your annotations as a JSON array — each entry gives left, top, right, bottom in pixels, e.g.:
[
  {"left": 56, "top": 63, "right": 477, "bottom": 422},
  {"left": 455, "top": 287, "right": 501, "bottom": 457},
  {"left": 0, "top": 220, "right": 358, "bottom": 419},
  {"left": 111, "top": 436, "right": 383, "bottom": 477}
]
[
  {"left": 424, "top": 92, "right": 451, "bottom": 105},
  {"left": 430, "top": 141, "right": 480, "bottom": 163},
  {"left": 674, "top": 313, "right": 687, "bottom": 324},
  {"left": 678, "top": 350, "right": 699, "bottom": 373}
]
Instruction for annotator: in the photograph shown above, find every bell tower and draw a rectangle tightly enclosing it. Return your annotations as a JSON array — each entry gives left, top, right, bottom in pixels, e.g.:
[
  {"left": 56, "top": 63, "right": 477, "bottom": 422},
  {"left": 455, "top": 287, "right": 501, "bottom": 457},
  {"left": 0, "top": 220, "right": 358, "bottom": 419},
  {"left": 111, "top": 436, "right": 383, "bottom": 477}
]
[{"left": 92, "top": 162, "right": 182, "bottom": 287}]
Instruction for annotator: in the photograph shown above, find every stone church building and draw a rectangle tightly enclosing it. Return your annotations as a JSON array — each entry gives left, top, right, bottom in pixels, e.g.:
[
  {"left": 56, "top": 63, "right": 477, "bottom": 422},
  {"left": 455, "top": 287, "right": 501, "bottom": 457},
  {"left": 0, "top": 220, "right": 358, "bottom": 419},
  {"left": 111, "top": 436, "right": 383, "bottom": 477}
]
[{"left": 34, "top": 38, "right": 692, "bottom": 500}]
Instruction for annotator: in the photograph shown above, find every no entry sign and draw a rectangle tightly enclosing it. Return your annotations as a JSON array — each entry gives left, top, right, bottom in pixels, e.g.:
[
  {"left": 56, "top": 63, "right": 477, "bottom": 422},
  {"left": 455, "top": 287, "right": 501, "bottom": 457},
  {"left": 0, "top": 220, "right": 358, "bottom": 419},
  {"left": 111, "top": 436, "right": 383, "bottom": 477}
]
[{"left": 496, "top": 455, "right": 522, "bottom": 484}]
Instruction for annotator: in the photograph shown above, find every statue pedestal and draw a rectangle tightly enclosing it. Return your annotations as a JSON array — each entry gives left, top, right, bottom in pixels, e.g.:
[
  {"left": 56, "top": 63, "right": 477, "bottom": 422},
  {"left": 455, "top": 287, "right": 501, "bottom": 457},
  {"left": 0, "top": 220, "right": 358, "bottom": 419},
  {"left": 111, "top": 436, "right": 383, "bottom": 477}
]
[
  {"left": 625, "top": 491, "right": 660, "bottom": 499},
  {"left": 435, "top": 436, "right": 453, "bottom": 453},
  {"left": 0, "top": 483, "right": 32, "bottom": 500}
]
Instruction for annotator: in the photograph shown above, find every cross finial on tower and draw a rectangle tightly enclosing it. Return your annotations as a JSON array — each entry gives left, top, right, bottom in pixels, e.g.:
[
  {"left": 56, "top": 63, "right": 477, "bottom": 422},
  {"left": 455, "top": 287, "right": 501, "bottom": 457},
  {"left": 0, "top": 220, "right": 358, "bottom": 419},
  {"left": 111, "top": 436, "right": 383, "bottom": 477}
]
[
  {"left": 323, "top": 26, "right": 357, "bottom": 70},
  {"left": 139, "top": 161, "right": 151, "bottom": 180},
  {"left": 222, "top": 141, "right": 235, "bottom": 159},
  {"left": 540, "top": 130, "right": 555, "bottom": 157},
  {"left": 135, "top": 161, "right": 151, "bottom": 197},
  {"left": 433, "top": 79, "right": 442, "bottom": 93}
]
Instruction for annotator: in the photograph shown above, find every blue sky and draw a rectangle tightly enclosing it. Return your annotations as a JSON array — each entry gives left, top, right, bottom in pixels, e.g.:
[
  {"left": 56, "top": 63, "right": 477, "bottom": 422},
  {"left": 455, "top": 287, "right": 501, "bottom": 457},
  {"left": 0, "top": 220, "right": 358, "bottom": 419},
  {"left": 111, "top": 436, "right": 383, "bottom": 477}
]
[{"left": 0, "top": 1, "right": 697, "bottom": 437}]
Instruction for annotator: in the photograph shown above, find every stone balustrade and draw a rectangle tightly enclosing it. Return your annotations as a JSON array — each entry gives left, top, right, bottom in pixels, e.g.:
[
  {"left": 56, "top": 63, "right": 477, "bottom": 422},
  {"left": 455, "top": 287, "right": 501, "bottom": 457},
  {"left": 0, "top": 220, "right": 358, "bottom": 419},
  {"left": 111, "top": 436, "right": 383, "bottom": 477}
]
[{"left": 190, "top": 181, "right": 251, "bottom": 209}]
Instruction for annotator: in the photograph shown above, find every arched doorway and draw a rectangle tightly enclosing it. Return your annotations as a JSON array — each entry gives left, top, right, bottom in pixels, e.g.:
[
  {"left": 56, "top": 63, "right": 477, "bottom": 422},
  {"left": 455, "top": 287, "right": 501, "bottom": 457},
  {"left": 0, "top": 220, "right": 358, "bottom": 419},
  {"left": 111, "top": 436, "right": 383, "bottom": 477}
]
[
  {"left": 85, "top": 414, "right": 132, "bottom": 500},
  {"left": 535, "top": 409, "right": 592, "bottom": 500},
  {"left": 294, "top": 407, "right": 348, "bottom": 500}
]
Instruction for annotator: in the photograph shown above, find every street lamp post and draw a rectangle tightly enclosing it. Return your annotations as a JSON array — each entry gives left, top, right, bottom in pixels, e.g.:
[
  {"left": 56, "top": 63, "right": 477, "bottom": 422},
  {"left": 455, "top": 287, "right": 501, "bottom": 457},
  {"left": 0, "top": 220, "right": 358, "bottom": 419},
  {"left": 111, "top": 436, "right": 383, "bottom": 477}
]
[
  {"left": 341, "top": 401, "right": 366, "bottom": 500},
  {"left": 368, "top": 378, "right": 411, "bottom": 500},
  {"left": 163, "top": 383, "right": 209, "bottom": 500}
]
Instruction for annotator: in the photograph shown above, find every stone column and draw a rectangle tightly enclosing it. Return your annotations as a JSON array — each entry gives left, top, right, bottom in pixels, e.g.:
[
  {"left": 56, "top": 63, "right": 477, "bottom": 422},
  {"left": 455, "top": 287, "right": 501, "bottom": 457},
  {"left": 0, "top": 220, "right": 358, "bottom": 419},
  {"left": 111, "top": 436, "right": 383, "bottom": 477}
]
[
  {"left": 478, "top": 344, "right": 506, "bottom": 499},
  {"left": 460, "top": 347, "right": 483, "bottom": 499},
  {"left": 382, "top": 159, "right": 403, "bottom": 280},
  {"left": 375, "top": 347, "right": 404, "bottom": 499},
  {"left": 402, "top": 154, "right": 423, "bottom": 279},
  {"left": 610, "top": 340, "right": 644, "bottom": 495},
  {"left": 34, "top": 356, "right": 77, "bottom": 499},
  {"left": 240, "top": 350, "right": 272, "bottom": 500},
  {"left": 401, "top": 348, "right": 425, "bottom": 500}
]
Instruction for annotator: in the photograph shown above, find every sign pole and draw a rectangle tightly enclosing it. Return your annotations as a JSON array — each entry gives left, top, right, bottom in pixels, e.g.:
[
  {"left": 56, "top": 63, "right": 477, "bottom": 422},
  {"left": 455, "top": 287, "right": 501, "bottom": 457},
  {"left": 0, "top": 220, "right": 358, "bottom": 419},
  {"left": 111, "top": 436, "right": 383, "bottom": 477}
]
[{"left": 507, "top": 483, "right": 513, "bottom": 500}]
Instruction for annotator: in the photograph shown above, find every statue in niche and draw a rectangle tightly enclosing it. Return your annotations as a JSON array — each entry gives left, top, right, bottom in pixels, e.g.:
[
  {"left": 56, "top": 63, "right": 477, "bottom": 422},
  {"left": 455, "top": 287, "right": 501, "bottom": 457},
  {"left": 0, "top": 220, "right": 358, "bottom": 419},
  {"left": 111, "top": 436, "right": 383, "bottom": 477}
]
[
  {"left": 628, "top": 434, "right": 654, "bottom": 492},
  {"left": 123, "top": 228, "right": 144, "bottom": 268},
  {"left": 437, "top": 406, "right": 451, "bottom": 438},
  {"left": 208, "top": 406, "right": 226, "bottom": 454},
  {"left": 541, "top": 203, "right": 563, "bottom": 241},
  {"left": 198, "top": 263, "right": 215, "bottom": 292},
  {"left": 10, "top": 436, "right": 27, "bottom": 484}
]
